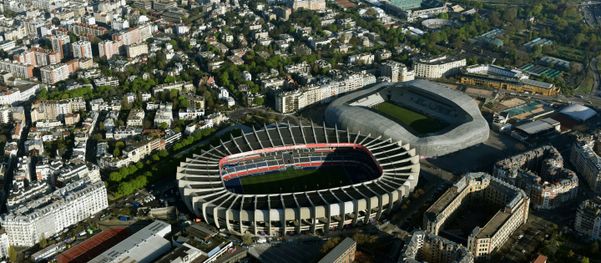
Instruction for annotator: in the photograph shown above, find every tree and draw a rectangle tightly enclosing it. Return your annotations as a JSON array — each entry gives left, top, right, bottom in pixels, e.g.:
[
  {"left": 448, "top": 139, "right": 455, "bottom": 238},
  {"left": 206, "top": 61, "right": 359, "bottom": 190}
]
[
  {"left": 242, "top": 233, "right": 253, "bottom": 245},
  {"left": 39, "top": 233, "right": 48, "bottom": 248},
  {"left": 581, "top": 257, "right": 590, "bottom": 263},
  {"left": 504, "top": 7, "right": 518, "bottom": 23},
  {"left": 320, "top": 237, "right": 341, "bottom": 254},
  {"left": 8, "top": 246, "right": 16, "bottom": 263},
  {"left": 590, "top": 240, "right": 599, "bottom": 255}
]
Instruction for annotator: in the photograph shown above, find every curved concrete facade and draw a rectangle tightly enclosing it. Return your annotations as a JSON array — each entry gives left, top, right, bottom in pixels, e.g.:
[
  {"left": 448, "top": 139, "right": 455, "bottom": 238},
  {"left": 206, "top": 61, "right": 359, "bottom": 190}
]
[
  {"left": 177, "top": 123, "right": 420, "bottom": 236},
  {"left": 325, "top": 80, "right": 489, "bottom": 157}
]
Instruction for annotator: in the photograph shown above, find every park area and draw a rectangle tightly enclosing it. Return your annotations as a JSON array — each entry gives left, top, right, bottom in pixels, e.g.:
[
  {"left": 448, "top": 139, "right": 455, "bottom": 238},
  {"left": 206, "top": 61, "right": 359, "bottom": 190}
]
[
  {"left": 372, "top": 102, "right": 447, "bottom": 135},
  {"left": 237, "top": 166, "right": 355, "bottom": 194}
]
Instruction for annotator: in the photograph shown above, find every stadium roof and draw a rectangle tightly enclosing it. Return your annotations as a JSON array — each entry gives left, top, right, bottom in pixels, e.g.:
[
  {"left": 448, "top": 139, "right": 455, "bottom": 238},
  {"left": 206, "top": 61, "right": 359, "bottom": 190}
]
[
  {"left": 560, "top": 104, "right": 597, "bottom": 122},
  {"left": 325, "top": 80, "right": 490, "bottom": 157}
]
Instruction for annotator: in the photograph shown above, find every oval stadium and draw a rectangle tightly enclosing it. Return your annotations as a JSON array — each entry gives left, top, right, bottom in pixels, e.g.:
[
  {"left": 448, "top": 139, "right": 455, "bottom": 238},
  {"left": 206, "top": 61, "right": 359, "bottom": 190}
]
[
  {"left": 177, "top": 123, "right": 420, "bottom": 236},
  {"left": 325, "top": 79, "right": 489, "bottom": 157}
]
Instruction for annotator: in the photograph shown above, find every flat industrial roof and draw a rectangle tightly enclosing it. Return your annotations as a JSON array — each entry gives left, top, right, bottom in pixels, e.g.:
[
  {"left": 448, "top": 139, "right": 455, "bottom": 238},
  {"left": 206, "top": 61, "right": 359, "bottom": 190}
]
[
  {"left": 515, "top": 118, "right": 559, "bottom": 135},
  {"left": 318, "top": 237, "right": 356, "bottom": 263}
]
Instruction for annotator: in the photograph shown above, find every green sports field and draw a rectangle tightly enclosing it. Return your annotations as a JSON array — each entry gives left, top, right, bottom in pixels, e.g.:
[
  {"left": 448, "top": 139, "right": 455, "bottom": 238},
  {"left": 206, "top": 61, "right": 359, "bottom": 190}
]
[
  {"left": 372, "top": 102, "right": 447, "bottom": 135},
  {"left": 239, "top": 166, "right": 353, "bottom": 194}
]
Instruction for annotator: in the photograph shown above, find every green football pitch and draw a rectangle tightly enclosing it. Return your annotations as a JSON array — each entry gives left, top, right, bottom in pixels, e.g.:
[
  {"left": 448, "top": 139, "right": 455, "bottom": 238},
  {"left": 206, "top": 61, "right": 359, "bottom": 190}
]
[
  {"left": 239, "top": 166, "right": 354, "bottom": 194},
  {"left": 372, "top": 102, "right": 447, "bottom": 135}
]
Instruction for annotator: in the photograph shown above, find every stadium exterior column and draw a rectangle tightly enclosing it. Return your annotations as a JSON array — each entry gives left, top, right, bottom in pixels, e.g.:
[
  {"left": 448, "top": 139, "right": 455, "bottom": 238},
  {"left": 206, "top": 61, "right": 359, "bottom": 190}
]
[
  {"left": 280, "top": 195, "right": 288, "bottom": 235},
  {"left": 253, "top": 196, "right": 259, "bottom": 235},
  {"left": 238, "top": 198, "right": 245, "bottom": 235},
  {"left": 310, "top": 206, "right": 317, "bottom": 234},
  {"left": 352, "top": 199, "right": 359, "bottom": 225}
]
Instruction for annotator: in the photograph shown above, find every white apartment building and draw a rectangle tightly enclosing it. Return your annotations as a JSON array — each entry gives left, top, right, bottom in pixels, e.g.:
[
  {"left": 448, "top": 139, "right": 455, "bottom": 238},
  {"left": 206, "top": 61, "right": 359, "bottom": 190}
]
[
  {"left": 571, "top": 139, "right": 601, "bottom": 194},
  {"left": 0, "top": 83, "right": 39, "bottom": 105},
  {"left": 0, "top": 179, "right": 108, "bottom": 247},
  {"left": 275, "top": 71, "right": 376, "bottom": 113},
  {"left": 100, "top": 137, "right": 166, "bottom": 169},
  {"left": 72, "top": 40, "right": 93, "bottom": 59},
  {"left": 414, "top": 56, "right": 466, "bottom": 79},
  {"left": 380, "top": 61, "right": 414, "bottom": 82},
  {"left": 40, "top": 63, "right": 70, "bottom": 84},
  {"left": 126, "top": 108, "right": 145, "bottom": 127},
  {"left": 155, "top": 104, "right": 174, "bottom": 127}
]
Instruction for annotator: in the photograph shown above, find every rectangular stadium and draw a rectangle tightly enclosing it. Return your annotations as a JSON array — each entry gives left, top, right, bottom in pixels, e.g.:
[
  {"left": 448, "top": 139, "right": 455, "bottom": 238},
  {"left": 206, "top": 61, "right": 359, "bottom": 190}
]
[{"left": 325, "top": 79, "right": 490, "bottom": 157}]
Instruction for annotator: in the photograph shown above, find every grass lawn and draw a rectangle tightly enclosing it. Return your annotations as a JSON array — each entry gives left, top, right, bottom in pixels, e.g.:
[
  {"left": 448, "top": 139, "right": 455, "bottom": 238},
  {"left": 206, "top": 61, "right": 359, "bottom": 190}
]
[
  {"left": 239, "top": 166, "right": 353, "bottom": 194},
  {"left": 372, "top": 102, "right": 447, "bottom": 135}
]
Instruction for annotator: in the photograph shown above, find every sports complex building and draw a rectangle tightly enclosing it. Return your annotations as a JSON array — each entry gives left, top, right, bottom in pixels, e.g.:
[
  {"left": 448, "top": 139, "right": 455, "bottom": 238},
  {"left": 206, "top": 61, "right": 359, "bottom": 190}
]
[
  {"left": 325, "top": 79, "right": 489, "bottom": 157},
  {"left": 177, "top": 123, "right": 420, "bottom": 236}
]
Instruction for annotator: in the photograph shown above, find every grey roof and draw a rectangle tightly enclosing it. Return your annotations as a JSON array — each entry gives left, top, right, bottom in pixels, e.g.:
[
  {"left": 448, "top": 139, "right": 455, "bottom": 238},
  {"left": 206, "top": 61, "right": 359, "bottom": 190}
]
[
  {"left": 560, "top": 104, "right": 597, "bottom": 121},
  {"left": 515, "top": 118, "right": 558, "bottom": 135},
  {"left": 325, "top": 80, "right": 489, "bottom": 157},
  {"left": 89, "top": 220, "right": 171, "bottom": 263},
  {"left": 318, "top": 237, "right": 356, "bottom": 263}
]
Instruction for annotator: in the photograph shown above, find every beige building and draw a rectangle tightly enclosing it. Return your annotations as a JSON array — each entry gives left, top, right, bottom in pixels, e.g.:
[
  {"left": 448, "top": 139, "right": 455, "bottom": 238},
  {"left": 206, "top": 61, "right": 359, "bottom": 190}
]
[
  {"left": 289, "top": 0, "right": 326, "bottom": 10},
  {"left": 275, "top": 71, "right": 376, "bottom": 113},
  {"left": 125, "top": 43, "right": 149, "bottom": 58},
  {"left": 31, "top": 97, "right": 86, "bottom": 122},
  {"left": 424, "top": 172, "right": 529, "bottom": 258},
  {"left": 380, "top": 61, "right": 414, "bottom": 82}
]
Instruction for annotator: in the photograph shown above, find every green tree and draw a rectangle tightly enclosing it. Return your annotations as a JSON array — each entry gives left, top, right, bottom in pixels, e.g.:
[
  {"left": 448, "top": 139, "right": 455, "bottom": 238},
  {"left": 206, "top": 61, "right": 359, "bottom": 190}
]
[
  {"left": 8, "top": 246, "right": 16, "bottom": 262},
  {"left": 242, "top": 233, "right": 253, "bottom": 245},
  {"left": 39, "top": 233, "right": 48, "bottom": 248},
  {"left": 581, "top": 257, "right": 590, "bottom": 263}
]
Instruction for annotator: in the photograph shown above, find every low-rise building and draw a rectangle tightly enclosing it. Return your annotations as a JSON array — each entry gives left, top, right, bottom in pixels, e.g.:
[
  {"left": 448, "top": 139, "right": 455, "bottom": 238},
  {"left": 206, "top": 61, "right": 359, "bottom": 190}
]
[
  {"left": 126, "top": 108, "right": 145, "bottom": 127},
  {"left": 459, "top": 64, "right": 559, "bottom": 96},
  {"left": 89, "top": 220, "right": 171, "bottom": 263}
]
